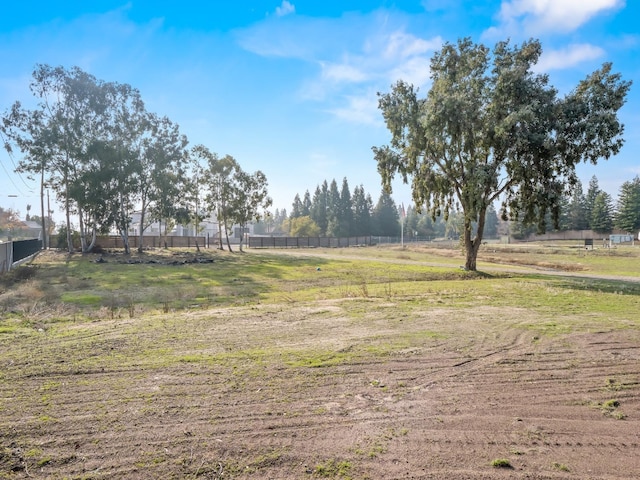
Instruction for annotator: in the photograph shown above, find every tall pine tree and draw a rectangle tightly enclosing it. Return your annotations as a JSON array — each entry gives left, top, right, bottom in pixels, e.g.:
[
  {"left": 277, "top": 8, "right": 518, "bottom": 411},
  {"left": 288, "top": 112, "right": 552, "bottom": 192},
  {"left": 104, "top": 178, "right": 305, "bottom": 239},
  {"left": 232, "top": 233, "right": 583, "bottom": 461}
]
[
  {"left": 290, "top": 194, "right": 303, "bottom": 219},
  {"left": 310, "top": 182, "right": 328, "bottom": 235},
  {"left": 591, "top": 192, "right": 614, "bottom": 233},
  {"left": 326, "top": 179, "right": 341, "bottom": 237},
  {"left": 337, "top": 177, "right": 353, "bottom": 237},
  {"left": 352, "top": 185, "right": 372, "bottom": 236},
  {"left": 615, "top": 176, "right": 640, "bottom": 233},
  {"left": 302, "top": 190, "right": 312, "bottom": 216},
  {"left": 585, "top": 176, "right": 601, "bottom": 230},
  {"left": 372, "top": 191, "right": 399, "bottom": 236},
  {"left": 566, "top": 182, "right": 588, "bottom": 230}
]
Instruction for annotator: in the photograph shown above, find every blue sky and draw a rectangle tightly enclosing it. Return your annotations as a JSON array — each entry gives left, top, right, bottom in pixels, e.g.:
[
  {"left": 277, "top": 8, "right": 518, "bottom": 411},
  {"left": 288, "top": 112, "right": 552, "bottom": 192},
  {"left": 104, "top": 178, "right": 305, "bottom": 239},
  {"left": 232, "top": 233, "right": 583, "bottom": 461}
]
[{"left": 1, "top": 0, "right": 639, "bottom": 221}]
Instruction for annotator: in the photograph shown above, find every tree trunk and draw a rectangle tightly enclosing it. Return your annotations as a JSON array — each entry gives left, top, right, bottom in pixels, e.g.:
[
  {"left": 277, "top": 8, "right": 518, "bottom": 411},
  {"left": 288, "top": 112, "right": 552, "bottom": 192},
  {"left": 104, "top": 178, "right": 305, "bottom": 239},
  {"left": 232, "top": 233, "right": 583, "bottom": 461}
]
[
  {"left": 87, "top": 227, "right": 97, "bottom": 252},
  {"left": 239, "top": 224, "right": 244, "bottom": 252},
  {"left": 120, "top": 228, "right": 130, "bottom": 255},
  {"left": 463, "top": 208, "right": 486, "bottom": 272},
  {"left": 137, "top": 208, "right": 146, "bottom": 253},
  {"left": 119, "top": 207, "right": 130, "bottom": 255},
  {"left": 64, "top": 173, "right": 73, "bottom": 254},
  {"left": 78, "top": 207, "right": 87, "bottom": 253},
  {"left": 225, "top": 225, "right": 233, "bottom": 252},
  {"left": 39, "top": 168, "right": 46, "bottom": 249},
  {"left": 217, "top": 219, "right": 224, "bottom": 250}
]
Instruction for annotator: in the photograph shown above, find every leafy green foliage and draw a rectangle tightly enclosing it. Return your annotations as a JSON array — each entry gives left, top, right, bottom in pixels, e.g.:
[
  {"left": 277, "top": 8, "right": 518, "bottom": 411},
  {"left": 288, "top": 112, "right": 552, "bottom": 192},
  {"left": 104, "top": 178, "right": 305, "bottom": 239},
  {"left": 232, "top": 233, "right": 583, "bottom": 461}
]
[{"left": 285, "top": 215, "right": 321, "bottom": 236}]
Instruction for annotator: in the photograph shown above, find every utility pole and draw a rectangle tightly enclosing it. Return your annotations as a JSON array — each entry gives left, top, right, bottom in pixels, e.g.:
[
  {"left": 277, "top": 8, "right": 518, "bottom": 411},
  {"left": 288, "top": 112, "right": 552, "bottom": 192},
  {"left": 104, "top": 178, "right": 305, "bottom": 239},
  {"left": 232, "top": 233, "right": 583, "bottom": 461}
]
[
  {"left": 40, "top": 167, "right": 46, "bottom": 249},
  {"left": 46, "top": 189, "right": 51, "bottom": 249}
]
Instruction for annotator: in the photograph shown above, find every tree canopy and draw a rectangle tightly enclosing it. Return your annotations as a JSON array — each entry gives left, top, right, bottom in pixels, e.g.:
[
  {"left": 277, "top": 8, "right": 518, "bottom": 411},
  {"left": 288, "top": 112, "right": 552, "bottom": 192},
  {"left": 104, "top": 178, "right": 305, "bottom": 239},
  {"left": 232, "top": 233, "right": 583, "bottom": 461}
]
[
  {"left": 2, "top": 64, "right": 267, "bottom": 253},
  {"left": 374, "top": 38, "right": 631, "bottom": 270}
]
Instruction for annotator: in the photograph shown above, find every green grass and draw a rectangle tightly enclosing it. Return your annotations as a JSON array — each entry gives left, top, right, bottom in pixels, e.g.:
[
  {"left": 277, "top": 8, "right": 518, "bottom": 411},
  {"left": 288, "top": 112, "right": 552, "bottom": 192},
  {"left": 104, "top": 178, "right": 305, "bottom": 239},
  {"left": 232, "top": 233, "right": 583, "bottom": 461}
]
[
  {"left": 1, "top": 245, "right": 639, "bottom": 478},
  {"left": 552, "top": 462, "right": 570, "bottom": 472},
  {"left": 314, "top": 459, "right": 353, "bottom": 477},
  {"left": 474, "top": 243, "right": 639, "bottom": 273},
  {"left": 1, "top": 246, "right": 639, "bottom": 378}
]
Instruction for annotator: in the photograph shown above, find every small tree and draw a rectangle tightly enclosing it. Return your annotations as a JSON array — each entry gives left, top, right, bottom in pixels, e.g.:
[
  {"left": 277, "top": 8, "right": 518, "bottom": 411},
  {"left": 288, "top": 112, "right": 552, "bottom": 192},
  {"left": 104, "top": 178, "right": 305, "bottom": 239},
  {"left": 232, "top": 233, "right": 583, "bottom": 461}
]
[
  {"left": 290, "top": 194, "right": 303, "bottom": 219},
  {"left": 228, "top": 168, "right": 272, "bottom": 252},
  {"left": 285, "top": 216, "right": 321, "bottom": 237},
  {"left": 194, "top": 146, "right": 237, "bottom": 250},
  {"left": 484, "top": 204, "right": 499, "bottom": 238},
  {"left": 301, "top": 190, "right": 312, "bottom": 217},
  {"left": 0, "top": 207, "right": 22, "bottom": 240},
  {"left": 137, "top": 114, "right": 189, "bottom": 253},
  {"left": 325, "top": 179, "right": 341, "bottom": 237}
]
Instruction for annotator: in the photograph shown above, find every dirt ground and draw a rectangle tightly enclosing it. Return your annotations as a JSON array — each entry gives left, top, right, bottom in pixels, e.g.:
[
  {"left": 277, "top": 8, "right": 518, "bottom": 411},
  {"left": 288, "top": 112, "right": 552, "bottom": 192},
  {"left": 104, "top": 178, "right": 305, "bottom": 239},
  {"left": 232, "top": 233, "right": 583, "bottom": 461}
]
[{"left": 1, "top": 253, "right": 639, "bottom": 479}]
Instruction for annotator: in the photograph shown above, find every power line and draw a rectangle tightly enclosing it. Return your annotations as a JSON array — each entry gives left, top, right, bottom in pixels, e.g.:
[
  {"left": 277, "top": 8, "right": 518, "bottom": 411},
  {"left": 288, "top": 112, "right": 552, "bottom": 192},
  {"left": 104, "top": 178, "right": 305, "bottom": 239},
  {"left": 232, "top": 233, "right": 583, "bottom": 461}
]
[{"left": 0, "top": 131, "right": 35, "bottom": 196}]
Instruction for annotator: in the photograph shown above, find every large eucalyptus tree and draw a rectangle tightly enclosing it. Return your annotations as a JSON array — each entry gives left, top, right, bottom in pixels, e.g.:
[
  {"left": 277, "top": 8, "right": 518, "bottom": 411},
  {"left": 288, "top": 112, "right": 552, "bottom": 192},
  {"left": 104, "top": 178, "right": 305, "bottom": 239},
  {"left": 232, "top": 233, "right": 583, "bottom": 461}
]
[{"left": 374, "top": 38, "right": 631, "bottom": 270}]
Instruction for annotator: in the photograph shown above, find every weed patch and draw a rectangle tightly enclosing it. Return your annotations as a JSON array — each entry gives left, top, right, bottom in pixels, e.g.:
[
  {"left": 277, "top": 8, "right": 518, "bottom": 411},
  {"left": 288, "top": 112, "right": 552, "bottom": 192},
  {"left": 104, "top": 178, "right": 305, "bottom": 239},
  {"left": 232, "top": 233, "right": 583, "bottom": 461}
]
[
  {"left": 490, "top": 458, "right": 512, "bottom": 468},
  {"left": 313, "top": 459, "right": 353, "bottom": 477}
]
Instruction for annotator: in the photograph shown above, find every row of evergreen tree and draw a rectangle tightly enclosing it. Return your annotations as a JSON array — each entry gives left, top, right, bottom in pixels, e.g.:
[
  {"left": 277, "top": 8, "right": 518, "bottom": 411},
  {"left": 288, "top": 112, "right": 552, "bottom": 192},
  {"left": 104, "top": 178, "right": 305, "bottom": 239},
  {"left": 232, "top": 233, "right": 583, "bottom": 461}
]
[
  {"left": 513, "top": 175, "right": 640, "bottom": 238},
  {"left": 257, "top": 174, "right": 640, "bottom": 239},
  {"left": 254, "top": 177, "right": 488, "bottom": 239},
  {"left": 255, "top": 178, "right": 402, "bottom": 237}
]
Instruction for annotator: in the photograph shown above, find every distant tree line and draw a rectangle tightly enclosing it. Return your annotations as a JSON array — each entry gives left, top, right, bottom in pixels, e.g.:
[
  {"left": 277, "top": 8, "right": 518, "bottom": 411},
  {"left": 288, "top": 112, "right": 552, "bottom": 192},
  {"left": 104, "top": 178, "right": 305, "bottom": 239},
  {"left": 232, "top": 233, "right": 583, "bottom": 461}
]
[
  {"left": 510, "top": 175, "right": 640, "bottom": 238},
  {"left": 254, "top": 178, "right": 400, "bottom": 237},
  {"left": 259, "top": 172, "right": 640, "bottom": 241},
  {"left": 1, "top": 65, "right": 271, "bottom": 254},
  {"left": 252, "top": 177, "right": 500, "bottom": 240}
]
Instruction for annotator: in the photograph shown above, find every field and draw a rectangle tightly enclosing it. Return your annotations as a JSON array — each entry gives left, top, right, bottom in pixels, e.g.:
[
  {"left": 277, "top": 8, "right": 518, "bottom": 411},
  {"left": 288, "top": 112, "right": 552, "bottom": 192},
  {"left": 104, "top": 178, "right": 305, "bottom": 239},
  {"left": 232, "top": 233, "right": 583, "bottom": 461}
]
[{"left": 1, "top": 243, "right": 639, "bottom": 479}]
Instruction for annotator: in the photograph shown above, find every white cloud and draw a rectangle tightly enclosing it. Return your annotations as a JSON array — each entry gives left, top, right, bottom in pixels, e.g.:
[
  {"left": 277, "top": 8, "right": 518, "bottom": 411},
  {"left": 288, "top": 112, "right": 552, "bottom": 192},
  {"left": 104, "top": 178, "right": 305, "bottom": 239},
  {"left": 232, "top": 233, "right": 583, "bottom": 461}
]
[
  {"left": 275, "top": 1, "right": 295, "bottom": 17},
  {"left": 489, "top": 0, "right": 624, "bottom": 36},
  {"left": 238, "top": 10, "right": 441, "bottom": 125},
  {"left": 327, "top": 93, "right": 382, "bottom": 126},
  {"left": 312, "top": 30, "right": 439, "bottom": 122},
  {"left": 389, "top": 56, "right": 432, "bottom": 88},
  {"left": 382, "top": 32, "right": 442, "bottom": 60},
  {"left": 534, "top": 43, "right": 605, "bottom": 71},
  {"left": 320, "top": 61, "right": 369, "bottom": 83}
]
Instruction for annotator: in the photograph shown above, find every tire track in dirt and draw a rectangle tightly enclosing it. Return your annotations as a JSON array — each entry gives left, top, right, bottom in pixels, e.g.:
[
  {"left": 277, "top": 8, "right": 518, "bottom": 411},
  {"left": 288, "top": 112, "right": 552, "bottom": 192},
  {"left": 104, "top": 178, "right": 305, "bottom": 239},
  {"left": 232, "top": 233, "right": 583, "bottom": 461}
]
[{"left": 2, "top": 300, "right": 639, "bottom": 479}]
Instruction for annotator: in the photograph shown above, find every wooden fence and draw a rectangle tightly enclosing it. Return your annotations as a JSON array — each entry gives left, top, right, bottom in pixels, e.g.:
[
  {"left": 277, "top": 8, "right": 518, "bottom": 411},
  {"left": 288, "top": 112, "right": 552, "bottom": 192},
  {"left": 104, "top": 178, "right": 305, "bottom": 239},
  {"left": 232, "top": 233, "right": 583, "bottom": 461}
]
[
  {"left": 95, "top": 235, "right": 207, "bottom": 249},
  {"left": 248, "top": 236, "right": 373, "bottom": 248}
]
